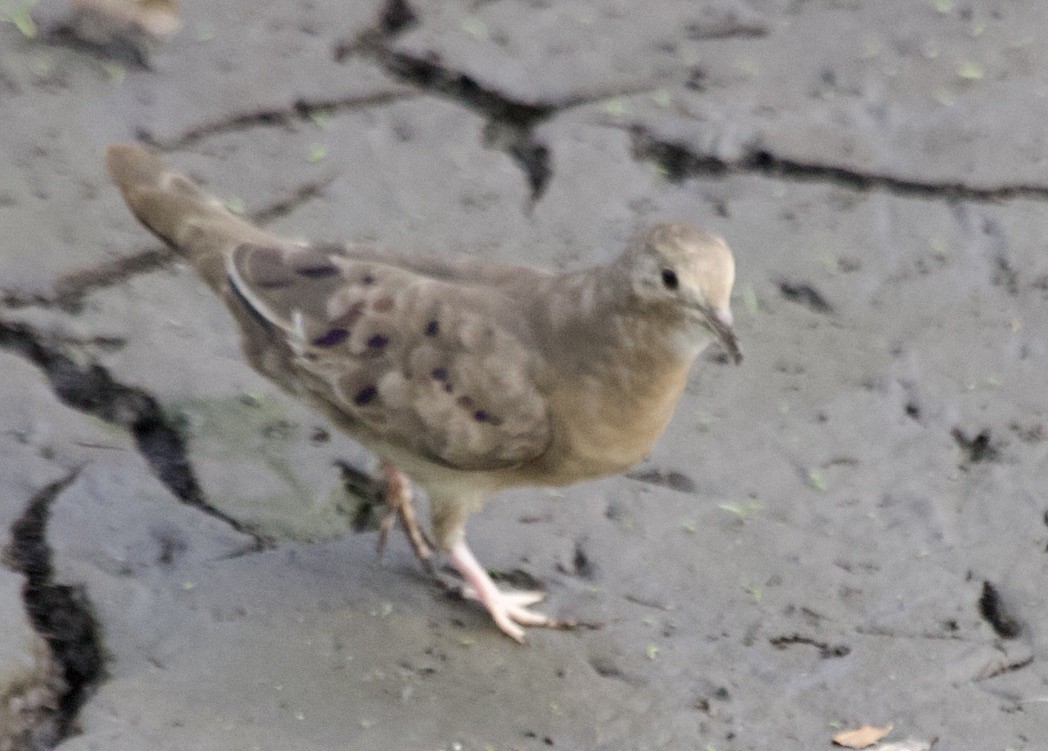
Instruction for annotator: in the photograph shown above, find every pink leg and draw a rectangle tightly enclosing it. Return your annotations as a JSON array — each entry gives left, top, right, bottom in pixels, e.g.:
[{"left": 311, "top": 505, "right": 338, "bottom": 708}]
[
  {"left": 377, "top": 461, "right": 433, "bottom": 571},
  {"left": 450, "top": 540, "right": 559, "bottom": 643}
]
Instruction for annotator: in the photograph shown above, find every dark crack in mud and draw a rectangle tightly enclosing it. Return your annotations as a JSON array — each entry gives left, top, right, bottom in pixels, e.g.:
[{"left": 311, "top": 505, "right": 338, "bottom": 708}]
[
  {"left": 952, "top": 428, "right": 1000, "bottom": 465},
  {"left": 974, "top": 654, "right": 1034, "bottom": 682},
  {"left": 383, "top": 50, "right": 555, "bottom": 205},
  {"left": 16, "top": 175, "right": 353, "bottom": 312},
  {"left": 769, "top": 633, "right": 851, "bottom": 659},
  {"left": 49, "top": 247, "right": 174, "bottom": 312},
  {"left": 625, "top": 467, "right": 697, "bottom": 493},
  {"left": 4, "top": 475, "right": 103, "bottom": 749},
  {"left": 335, "top": 460, "right": 386, "bottom": 533},
  {"left": 777, "top": 280, "right": 834, "bottom": 314},
  {"left": 378, "top": 0, "right": 418, "bottom": 36},
  {"left": 335, "top": 0, "right": 648, "bottom": 207},
  {"left": 0, "top": 321, "right": 266, "bottom": 548},
  {"left": 630, "top": 128, "right": 1048, "bottom": 203},
  {"left": 147, "top": 91, "right": 416, "bottom": 152},
  {"left": 978, "top": 581, "right": 1022, "bottom": 639},
  {"left": 249, "top": 171, "right": 343, "bottom": 225}
]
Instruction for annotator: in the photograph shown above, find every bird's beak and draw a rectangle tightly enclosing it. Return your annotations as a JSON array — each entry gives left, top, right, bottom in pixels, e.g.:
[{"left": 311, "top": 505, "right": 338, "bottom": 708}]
[{"left": 706, "top": 306, "right": 742, "bottom": 364}]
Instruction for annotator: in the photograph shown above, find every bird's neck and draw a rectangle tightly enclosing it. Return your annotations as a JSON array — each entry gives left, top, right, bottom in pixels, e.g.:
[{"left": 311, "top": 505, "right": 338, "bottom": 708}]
[
  {"left": 545, "top": 262, "right": 630, "bottom": 321},
  {"left": 533, "top": 265, "right": 698, "bottom": 481},
  {"left": 544, "top": 263, "right": 702, "bottom": 369}
]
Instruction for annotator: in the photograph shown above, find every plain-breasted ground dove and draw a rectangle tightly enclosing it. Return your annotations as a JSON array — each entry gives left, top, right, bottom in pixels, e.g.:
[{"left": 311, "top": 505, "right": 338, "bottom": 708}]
[{"left": 105, "top": 143, "right": 740, "bottom": 641}]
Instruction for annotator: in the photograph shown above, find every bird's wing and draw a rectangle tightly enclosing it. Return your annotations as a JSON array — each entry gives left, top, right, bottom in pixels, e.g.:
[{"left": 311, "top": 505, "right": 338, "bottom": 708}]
[
  {"left": 228, "top": 242, "right": 552, "bottom": 472},
  {"left": 106, "top": 143, "right": 552, "bottom": 471},
  {"left": 320, "top": 242, "right": 557, "bottom": 297}
]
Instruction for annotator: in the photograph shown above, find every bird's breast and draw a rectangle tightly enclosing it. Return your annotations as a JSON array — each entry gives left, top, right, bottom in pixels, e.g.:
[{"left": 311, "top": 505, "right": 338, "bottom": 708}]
[{"left": 538, "top": 352, "right": 692, "bottom": 483}]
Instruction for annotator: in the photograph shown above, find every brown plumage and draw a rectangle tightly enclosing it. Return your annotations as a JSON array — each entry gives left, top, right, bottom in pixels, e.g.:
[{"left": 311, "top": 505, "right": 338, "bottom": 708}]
[
  {"left": 73, "top": 0, "right": 182, "bottom": 40},
  {"left": 105, "top": 143, "right": 740, "bottom": 641}
]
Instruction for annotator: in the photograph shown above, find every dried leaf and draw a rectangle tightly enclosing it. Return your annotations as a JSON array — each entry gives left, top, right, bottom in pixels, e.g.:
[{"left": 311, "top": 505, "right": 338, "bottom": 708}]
[
  {"left": 871, "top": 740, "right": 931, "bottom": 751},
  {"left": 833, "top": 724, "right": 893, "bottom": 749},
  {"left": 717, "top": 502, "right": 762, "bottom": 519},
  {"left": 308, "top": 108, "right": 333, "bottom": 127}
]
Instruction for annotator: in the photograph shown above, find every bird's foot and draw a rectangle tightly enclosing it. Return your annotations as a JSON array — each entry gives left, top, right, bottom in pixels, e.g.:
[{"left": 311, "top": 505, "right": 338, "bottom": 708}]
[
  {"left": 460, "top": 586, "right": 555, "bottom": 642},
  {"left": 377, "top": 461, "right": 434, "bottom": 574},
  {"left": 450, "top": 540, "right": 570, "bottom": 643}
]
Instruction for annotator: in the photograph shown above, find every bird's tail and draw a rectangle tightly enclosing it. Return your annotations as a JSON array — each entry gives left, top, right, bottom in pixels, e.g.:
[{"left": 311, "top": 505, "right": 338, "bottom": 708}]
[{"left": 105, "top": 143, "right": 281, "bottom": 292}]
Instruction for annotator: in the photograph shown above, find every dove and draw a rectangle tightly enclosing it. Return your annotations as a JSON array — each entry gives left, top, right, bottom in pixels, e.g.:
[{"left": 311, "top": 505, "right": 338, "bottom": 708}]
[
  {"left": 105, "top": 143, "right": 740, "bottom": 642},
  {"left": 34, "top": 0, "right": 182, "bottom": 66}
]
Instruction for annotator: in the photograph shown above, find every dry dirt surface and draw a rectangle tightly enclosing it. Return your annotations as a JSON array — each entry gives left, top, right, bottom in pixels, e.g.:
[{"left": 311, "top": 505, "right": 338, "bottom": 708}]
[{"left": 1, "top": 1, "right": 1047, "bottom": 749}]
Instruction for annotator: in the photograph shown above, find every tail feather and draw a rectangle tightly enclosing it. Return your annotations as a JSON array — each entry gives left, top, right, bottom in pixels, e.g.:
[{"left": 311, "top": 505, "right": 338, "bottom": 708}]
[{"left": 105, "top": 143, "right": 281, "bottom": 291}]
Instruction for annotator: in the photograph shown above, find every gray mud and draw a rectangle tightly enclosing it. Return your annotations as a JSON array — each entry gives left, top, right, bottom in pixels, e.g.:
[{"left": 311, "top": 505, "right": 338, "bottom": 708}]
[{"left": 1, "top": 1, "right": 1046, "bottom": 749}]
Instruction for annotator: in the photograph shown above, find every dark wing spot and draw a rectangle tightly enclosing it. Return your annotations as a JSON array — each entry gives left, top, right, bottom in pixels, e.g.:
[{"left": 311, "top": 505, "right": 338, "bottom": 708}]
[
  {"left": 312, "top": 328, "right": 349, "bottom": 347},
  {"left": 425, "top": 319, "right": 439, "bottom": 336},
  {"left": 295, "top": 263, "right": 340, "bottom": 278},
  {"left": 367, "top": 333, "right": 389, "bottom": 349},
  {"left": 457, "top": 395, "right": 474, "bottom": 409},
  {"left": 362, "top": 274, "right": 375, "bottom": 285},
  {"left": 353, "top": 385, "right": 378, "bottom": 406},
  {"left": 431, "top": 367, "right": 448, "bottom": 381},
  {"left": 473, "top": 410, "right": 490, "bottom": 422}
]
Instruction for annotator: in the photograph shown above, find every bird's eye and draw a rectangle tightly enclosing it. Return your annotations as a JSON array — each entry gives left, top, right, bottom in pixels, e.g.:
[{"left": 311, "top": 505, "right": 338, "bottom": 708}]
[{"left": 661, "top": 268, "right": 679, "bottom": 290}]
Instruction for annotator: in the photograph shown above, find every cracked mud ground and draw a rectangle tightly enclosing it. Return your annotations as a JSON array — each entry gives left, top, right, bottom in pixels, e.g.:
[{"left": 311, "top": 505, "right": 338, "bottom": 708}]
[{"left": 1, "top": 0, "right": 1047, "bottom": 749}]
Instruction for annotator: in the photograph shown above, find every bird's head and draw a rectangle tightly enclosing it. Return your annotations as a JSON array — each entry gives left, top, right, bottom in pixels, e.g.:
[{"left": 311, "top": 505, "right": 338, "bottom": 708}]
[{"left": 622, "top": 222, "right": 741, "bottom": 364}]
